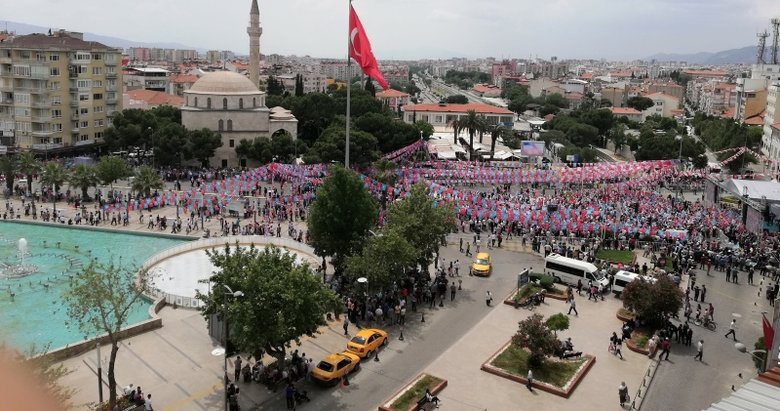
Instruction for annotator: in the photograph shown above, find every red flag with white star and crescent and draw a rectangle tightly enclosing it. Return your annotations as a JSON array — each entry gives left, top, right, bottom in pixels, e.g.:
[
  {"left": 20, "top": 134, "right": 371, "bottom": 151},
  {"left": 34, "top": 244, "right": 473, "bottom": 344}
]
[{"left": 348, "top": 4, "right": 388, "bottom": 90}]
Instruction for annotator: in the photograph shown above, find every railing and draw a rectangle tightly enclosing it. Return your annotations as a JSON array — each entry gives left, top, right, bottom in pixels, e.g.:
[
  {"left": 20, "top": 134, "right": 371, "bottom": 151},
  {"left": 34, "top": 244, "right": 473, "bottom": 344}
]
[
  {"left": 139, "top": 235, "right": 320, "bottom": 309},
  {"left": 629, "top": 359, "right": 660, "bottom": 410}
]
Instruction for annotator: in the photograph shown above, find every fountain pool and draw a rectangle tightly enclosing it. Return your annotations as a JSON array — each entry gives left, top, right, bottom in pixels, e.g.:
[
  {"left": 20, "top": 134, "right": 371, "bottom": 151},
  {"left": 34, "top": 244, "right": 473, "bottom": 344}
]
[{"left": 0, "top": 221, "right": 190, "bottom": 351}]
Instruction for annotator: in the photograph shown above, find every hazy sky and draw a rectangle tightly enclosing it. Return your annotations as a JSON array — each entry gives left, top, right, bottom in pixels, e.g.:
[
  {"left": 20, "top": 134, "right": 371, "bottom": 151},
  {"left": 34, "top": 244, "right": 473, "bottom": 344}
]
[{"left": 4, "top": 0, "right": 780, "bottom": 60}]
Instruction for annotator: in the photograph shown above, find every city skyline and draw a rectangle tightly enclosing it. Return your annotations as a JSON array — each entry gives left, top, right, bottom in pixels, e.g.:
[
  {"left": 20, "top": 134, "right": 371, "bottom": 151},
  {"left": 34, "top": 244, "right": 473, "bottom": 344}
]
[{"left": 3, "top": 0, "right": 780, "bottom": 60}]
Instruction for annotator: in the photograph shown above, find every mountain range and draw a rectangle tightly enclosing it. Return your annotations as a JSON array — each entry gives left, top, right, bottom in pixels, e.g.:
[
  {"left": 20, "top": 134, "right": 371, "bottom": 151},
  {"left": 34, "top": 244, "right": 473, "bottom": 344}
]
[
  {"left": 1, "top": 21, "right": 211, "bottom": 53},
  {"left": 646, "top": 45, "right": 775, "bottom": 65}
]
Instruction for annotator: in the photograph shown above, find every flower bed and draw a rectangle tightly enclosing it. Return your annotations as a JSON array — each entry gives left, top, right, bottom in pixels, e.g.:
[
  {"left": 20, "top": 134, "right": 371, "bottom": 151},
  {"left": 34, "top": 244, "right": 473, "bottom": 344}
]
[
  {"left": 378, "top": 373, "right": 447, "bottom": 411},
  {"left": 480, "top": 341, "right": 595, "bottom": 398}
]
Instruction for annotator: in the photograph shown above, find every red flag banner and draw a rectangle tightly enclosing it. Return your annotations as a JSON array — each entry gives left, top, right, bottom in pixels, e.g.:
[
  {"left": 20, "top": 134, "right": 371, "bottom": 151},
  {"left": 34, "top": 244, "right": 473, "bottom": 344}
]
[
  {"left": 349, "top": 5, "right": 388, "bottom": 89},
  {"left": 763, "top": 314, "right": 774, "bottom": 351}
]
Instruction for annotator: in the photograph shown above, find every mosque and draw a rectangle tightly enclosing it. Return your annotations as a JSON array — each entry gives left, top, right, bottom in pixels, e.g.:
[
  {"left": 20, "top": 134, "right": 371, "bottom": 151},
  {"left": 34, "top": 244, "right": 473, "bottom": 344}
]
[{"left": 181, "top": 0, "right": 298, "bottom": 168}]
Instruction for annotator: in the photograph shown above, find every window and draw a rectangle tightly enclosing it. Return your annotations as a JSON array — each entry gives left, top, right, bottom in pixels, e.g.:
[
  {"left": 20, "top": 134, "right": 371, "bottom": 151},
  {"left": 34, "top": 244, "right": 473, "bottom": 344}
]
[
  {"left": 221, "top": 159, "right": 228, "bottom": 168},
  {"left": 80, "top": 108, "right": 89, "bottom": 115},
  {"left": 53, "top": 137, "right": 62, "bottom": 144},
  {"left": 79, "top": 134, "right": 88, "bottom": 141},
  {"left": 545, "top": 261, "right": 586, "bottom": 277},
  {"left": 92, "top": 53, "right": 102, "bottom": 60},
  {"left": 95, "top": 131, "right": 104, "bottom": 139},
  {"left": 50, "top": 81, "right": 60, "bottom": 91},
  {"left": 49, "top": 54, "right": 60, "bottom": 61},
  {"left": 207, "top": 98, "right": 211, "bottom": 108},
  {"left": 93, "top": 93, "right": 103, "bottom": 100},
  {"left": 80, "top": 121, "right": 89, "bottom": 128},
  {"left": 52, "top": 109, "right": 62, "bottom": 118},
  {"left": 253, "top": 97, "right": 256, "bottom": 107},
  {"left": 51, "top": 96, "right": 61, "bottom": 105},
  {"left": 194, "top": 97, "right": 198, "bottom": 107},
  {"left": 50, "top": 67, "right": 61, "bottom": 77},
  {"left": 223, "top": 98, "right": 228, "bottom": 110},
  {"left": 94, "top": 106, "right": 103, "bottom": 113},
  {"left": 92, "top": 67, "right": 103, "bottom": 75},
  {"left": 239, "top": 98, "right": 243, "bottom": 109},
  {"left": 218, "top": 119, "right": 224, "bottom": 131},
  {"left": 52, "top": 123, "right": 62, "bottom": 132},
  {"left": 77, "top": 65, "right": 88, "bottom": 74},
  {"left": 79, "top": 93, "right": 89, "bottom": 101},
  {"left": 94, "top": 119, "right": 104, "bottom": 127},
  {"left": 227, "top": 119, "right": 233, "bottom": 131},
  {"left": 229, "top": 139, "right": 235, "bottom": 147},
  {"left": 77, "top": 79, "right": 91, "bottom": 88},
  {"left": 92, "top": 80, "right": 103, "bottom": 87},
  {"left": 12, "top": 65, "right": 31, "bottom": 76},
  {"left": 435, "top": 115, "right": 442, "bottom": 123}
]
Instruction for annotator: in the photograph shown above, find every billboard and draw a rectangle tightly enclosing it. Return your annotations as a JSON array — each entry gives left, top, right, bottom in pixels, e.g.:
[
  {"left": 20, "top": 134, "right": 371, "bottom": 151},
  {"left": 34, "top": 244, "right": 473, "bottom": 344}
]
[{"left": 521, "top": 140, "right": 545, "bottom": 157}]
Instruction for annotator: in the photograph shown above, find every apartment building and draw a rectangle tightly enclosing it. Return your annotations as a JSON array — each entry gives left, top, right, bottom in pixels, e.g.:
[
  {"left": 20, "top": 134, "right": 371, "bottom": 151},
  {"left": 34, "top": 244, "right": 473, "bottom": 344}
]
[
  {"left": 0, "top": 31, "right": 122, "bottom": 151},
  {"left": 735, "top": 64, "right": 780, "bottom": 121},
  {"left": 123, "top": 67, "right": 170, "bottom": 92},
  {"left": 762, "top": 82, "right": 780, "bottom": 162},
  {"left": 641, "top": 92, "right": 681, "bottom": 120},
  {"left": 401, "top": 103, "right": 515, "bottom": 129}
]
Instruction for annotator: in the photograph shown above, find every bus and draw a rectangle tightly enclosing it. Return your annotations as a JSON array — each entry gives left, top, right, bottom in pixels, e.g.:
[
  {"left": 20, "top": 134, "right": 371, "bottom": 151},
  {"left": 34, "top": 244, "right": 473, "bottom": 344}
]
[
  {"left": 544, "top": 254, "right": 610, "bottom": 289},
  {"left": 611, "top": 270, "right": 656, "bottom": 296}
]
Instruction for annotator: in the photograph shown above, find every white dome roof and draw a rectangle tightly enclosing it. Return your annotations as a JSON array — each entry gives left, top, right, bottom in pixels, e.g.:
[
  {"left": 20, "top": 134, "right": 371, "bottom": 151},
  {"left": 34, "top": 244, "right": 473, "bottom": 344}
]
[{"left": 188, "top": 71, "right": 260, "bottom": 95}]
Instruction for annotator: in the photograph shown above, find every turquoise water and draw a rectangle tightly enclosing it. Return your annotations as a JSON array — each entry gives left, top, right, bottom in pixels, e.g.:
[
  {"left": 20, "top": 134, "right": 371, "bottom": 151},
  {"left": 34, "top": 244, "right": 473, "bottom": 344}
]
[{"left": 0, "top": 221, "right": 189, "bottom": 351}]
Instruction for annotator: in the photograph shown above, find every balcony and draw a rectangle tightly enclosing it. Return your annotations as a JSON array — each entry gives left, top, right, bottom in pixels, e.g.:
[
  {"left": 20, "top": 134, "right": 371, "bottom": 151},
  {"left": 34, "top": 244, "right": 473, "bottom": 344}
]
[
  {"left": 1, "top": 98, "right": 15, "bottom": 106},
  {"left": 0, "top": 56, "right": 11, "bottom": 64},
  {"left": 74, "top": 139, "right": 95, "bottom": 146},
  {"left": 31, "top": 115, "right": 51, "bottom": 123},
  {"left": 31, "top": 100, "right": 49, "bottom": 108},
  {"left": 106, "top": 98, "right": 117, "bottom": 104},
  {"left": 105, "top": 72, "right": 117, "bottom": 78},
  {"left": 32, "top": 130, "right": 53, "bottom": 137},
  {"left": 71, "top": 113, "right": 79, "bottom": 121}
]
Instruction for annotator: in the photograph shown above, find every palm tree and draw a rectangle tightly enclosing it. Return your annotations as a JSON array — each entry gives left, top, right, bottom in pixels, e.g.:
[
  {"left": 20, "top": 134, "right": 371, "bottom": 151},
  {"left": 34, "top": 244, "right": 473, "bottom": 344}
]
[
  {"left": 487, "top": 124, "right": 511, "bottom": 160},
  {"left": 131, "top": 165, "right": 163, "bottom": 197},
  {"left": 372, "top": 158, "right": 397, "bottom": 185},
  {"left": 449, "top": 118, "right": 461, "bottom": 145},
  {"left": 17, "top": 151, "right": 40, "bottom": 197},
  {"left": 39, "top": 162, "right": 66, "bottom": 213},
  {"left": 459, "top": 110, "right": 486, "bottom": 161},
  {"left": 0, "top": 155, "right": 17, "bottom": 192},
  {"left": 69, "top": 164, "right": 98, "bottom": 201},
  {"left": 478, "top": 115, "right": 488, "bottom": 143}
]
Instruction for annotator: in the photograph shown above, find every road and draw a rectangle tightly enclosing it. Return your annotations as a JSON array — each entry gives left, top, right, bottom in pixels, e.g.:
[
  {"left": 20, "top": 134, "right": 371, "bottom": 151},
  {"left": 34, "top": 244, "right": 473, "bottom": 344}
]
[
  {"left": 249, "top": 239, "right": 543, "bottom": 410},
  {"left": 640, "top": 257, "right": 771, "bottom": 410}
]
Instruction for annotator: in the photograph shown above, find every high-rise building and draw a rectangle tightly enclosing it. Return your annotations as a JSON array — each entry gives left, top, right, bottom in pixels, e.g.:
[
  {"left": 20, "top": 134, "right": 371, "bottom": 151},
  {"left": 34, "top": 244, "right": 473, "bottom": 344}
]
[{"left": 0, "top": 30, "right": 122, "bottom": 151}]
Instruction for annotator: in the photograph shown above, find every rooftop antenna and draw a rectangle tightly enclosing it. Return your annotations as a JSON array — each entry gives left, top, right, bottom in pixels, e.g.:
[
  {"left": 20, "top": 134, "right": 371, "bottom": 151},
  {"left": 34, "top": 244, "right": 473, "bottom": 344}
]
[
  {"left": 771, "top": 18, "right": 780, "bottom": 64},
  {"left": 757, "top": 30, "right": 769, "bottom": 64}
]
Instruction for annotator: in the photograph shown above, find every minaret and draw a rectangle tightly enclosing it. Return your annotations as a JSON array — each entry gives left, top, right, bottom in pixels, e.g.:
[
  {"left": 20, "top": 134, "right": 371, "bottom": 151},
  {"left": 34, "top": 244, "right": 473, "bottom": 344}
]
[{"left": 247, "top": 0, "right": 262, "bottom": 89}]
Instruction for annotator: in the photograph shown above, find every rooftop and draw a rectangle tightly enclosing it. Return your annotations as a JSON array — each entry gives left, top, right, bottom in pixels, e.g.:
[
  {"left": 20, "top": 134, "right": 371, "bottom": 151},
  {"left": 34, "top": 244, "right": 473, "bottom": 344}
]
[
  {"left": 609, "top": 107, "right": 642, "bottom": 115},
  {"left": 375, "top": 89, "right": 409, "bottom": 98},
  {"left": 126, "top": 89, "right": 184, "bottom": 107},
  {"left": 401, "top": 103, "right": 514, "bottom": 115},
  {"left": 187, "top": 71, "right": 261, "bottom": 95},
  {"left": 0, "top": 32, "right": 116, "bottom": 51}
]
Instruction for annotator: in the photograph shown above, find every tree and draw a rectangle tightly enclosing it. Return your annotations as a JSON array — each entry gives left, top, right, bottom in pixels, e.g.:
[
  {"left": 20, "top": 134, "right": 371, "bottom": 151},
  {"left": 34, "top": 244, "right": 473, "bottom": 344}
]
[
  {"left": 153, "top": 122, "right": 189, "bottom": 166},
  {"left": 626, "top": 96, "right": 655, "bottom": 112},
  {"left": 385, "top": 184, "right": 456, "bottom": 270},
  {"left": 364, "top": 78, "right": 376, "bottom": 97},
  {"left": 445, "top": 94, "right": 469, "bottom": 104},
  {"left": 460, "top": 109, "right": 486, "bottom": 160},
  {"left": 580, "top": 108, "right": 616, "bottom": 139},
  {"left": 290, "top": 93, "right": 337, "bottom": 145},
  {"left": 294, "top": 74, "right": 304, "bottom": 97},
  {"left": 39, "top": 162, "right": 66, "bottom": 213},
  {"left": 307, "top": 166, "right": 378, "bottom": 271},
  {"left": 68, "top": 164, "right": 98, "bottom": 201},
  {"left": 487, "top": 124, "right": 510, "bottom": 160},
  {"left": 621, "top": 277, "right": 683, "bottom": 329},
  {"left": 545, "top": 313, "right": 570, "bottom": 337},
  {"left": 63, "top": 260, "right": 150, "bottom": 411},
  {"left": 95, "top": 155, "right": 130, "bottom": 192},
  {"left": 266, "top": 76, "right": 285, "bottom": 96},
  {"left": 448, "top": 118, "right": 461, "bottom": 145},
  {"left": 304, "top": 126, "right": 379, "bottom": 167},
  {"left": 196, "top": 244, "right": 338, "bottom": 366},
  {"left": 346, "top": 229, "right": 416, "bottom": 292},
  {"left": 543, "top": 93, "right": 569, "bottom": 109},
  {"left": 17, "top": 151, "right": 40, "bottom": 196},
  {"left": 0, "top": 154, "right": 17, "bottom": 192},
  {"left": 188, "top": 128, "right": 223, "bottom": 167},
  {"left": 512, "top": 314, "right": 560, "bottom": 368},
  {"left": 130, "top": 165, "right": 163, "bottom": 197},
  {"left": 414, "top": 120, "right": 435, "bottom": 141},
  {"left": 565, "top": 123, "right": 600, "bottom": 147}
]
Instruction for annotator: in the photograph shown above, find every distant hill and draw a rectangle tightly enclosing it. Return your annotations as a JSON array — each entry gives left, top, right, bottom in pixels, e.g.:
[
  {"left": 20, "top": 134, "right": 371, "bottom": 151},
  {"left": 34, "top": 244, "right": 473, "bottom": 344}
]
[
  {"left": 647, "top": 45, "right": 764, "bottom": 65},
  {"left": 1, "top": 21, "right": 211, "bottom": 53}
]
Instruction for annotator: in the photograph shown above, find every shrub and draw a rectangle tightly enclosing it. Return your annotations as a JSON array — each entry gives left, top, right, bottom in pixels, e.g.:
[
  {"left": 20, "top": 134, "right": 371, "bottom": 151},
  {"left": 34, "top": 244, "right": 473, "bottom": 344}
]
[{"left": 529, "top": 273, "right": 555, "bottom": 291}]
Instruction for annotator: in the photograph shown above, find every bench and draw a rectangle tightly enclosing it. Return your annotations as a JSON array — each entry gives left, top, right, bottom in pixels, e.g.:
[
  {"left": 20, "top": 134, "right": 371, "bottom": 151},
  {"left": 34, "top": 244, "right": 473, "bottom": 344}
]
[{"left": 416, "top": 396, "right": 437, "bottom": 410}]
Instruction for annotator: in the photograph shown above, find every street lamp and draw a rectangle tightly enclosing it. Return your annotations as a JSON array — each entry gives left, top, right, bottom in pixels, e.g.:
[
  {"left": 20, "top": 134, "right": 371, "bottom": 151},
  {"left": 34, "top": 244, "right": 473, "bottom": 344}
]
[
  {"left": 221, "top": 285, "right": 244, "bottom": 411},
  {"left": 735, "top": 342, "right": 767, "bottom": 373}
]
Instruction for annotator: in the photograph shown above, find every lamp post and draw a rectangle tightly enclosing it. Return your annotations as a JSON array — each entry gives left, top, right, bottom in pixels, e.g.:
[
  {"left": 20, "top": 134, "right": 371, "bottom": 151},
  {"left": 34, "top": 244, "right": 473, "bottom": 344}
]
[
  {"left": 735, "top": 342, "right": 768, "bottom": 373},
  {"left": 222, "top": 285, "right": 244, "bottom": 411}
]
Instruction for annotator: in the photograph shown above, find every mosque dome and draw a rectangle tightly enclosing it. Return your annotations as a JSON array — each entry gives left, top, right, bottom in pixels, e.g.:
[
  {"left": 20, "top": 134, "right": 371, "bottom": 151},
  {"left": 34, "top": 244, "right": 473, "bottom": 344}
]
[{"left": 188, "top": 71, "right": 260, "bottom": 95}]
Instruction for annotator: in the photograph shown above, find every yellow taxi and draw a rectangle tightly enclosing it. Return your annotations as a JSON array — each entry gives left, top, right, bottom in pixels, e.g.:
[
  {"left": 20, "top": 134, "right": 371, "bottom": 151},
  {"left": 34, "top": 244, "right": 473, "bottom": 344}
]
[
  {"left": 311, "top": 350, "right": 361, "bottom": 386},
  {"left": 470, "top": 252, "right": 492, "bottom": 276},
  {"left": 346, "top": 328, "right": 388, "bottom": 358}
]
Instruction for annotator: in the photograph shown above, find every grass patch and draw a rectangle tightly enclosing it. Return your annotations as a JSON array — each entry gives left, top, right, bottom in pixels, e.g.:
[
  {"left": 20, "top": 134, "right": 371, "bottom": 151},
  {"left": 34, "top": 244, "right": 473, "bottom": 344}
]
[
  {"left": 631, "top": 329, "right": 650, "bottom": 348},
  {"left": 596, "top": 249, "right": 635, "bottom": 265},
  {"left": 389, "top": 374, "right": 443, "bottom": 411},
  {"left": 491, "top": 344, "right": 585, "bottom": 389}
]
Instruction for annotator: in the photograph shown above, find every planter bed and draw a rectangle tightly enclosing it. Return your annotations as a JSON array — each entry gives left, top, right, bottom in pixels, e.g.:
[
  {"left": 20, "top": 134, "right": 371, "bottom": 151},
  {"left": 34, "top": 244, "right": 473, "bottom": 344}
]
[{"left": 378, "top": 373, "right": 447, "bottom": 411}]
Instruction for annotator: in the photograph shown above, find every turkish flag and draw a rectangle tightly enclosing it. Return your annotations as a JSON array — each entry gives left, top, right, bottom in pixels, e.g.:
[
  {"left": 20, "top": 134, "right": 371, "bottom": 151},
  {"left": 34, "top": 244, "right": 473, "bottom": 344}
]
[
  {"left": 762, "top": 314, "right": 774, "bottom": 351},
  {"left": 349, "top": 5, "right": 388, "bottom": 89}
]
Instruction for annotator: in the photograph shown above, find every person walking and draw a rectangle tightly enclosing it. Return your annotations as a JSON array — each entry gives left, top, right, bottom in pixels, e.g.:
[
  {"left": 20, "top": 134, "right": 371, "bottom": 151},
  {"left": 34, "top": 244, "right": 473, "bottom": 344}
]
[
  {"left": 459, "top": 237, "right": 464, "bottom": 253},
  {"left": 700, "top": 284, "right": 707, "bottom": 302},
  {"left": 526, "top": 369, "right": 534, "bottom": 392},
  {"left": 725, "top": 319, "right": 737, "bottom": 340},
  {"left": 285, "top": 382, "right": 296, "bottom": 410},
  {"left": 659, "top": 338, "right": 671, "bottom": 361},
  {"left": 450, "top": 282, "right": 457, "bottom": 301},
  {"left": 485, "top": 291, "right": 493, "bottom": 306},
  {"left": 343, "top": 317, "right": 349, "bottom": 336},
  {"left": 694, "top": 340, "right": 704, "bottom": 361},
  {"left": 619, "top": 382, "right": 629, "bottom": 407},
  {"left": 615, "top": 337, "right": 624, "bottom": 360},
  {"left": 234, "top": 356, "right": 242, "bottom": 383},
  {"left": 144, "top": 394, "right": 154, "bottom": 411},
  {"left": 465, "top": 242, "right": 471, "bottom": 257},
  {"left": 567, "top": 296, "right": 579, "bottom": 316}
]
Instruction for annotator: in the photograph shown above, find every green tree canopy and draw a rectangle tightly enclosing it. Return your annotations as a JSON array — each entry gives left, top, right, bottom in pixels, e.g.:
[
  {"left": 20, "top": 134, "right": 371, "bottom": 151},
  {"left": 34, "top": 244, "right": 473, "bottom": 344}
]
[
  {"left": 304, "top": 126, "right": 379, "bottom": 167},
  {"left": 63, "top": 260, "right": 150, "bottom": 410},
  {"left": 17, "top": 151, "right": 40, "bottom": 195},
  {"left": 512, "top": 314, "right": 561, "bottom": 368},
  {"left": 68, "top": 164, "right": 98, "bottom": 200},
  {"left": 626, "top": 96, "right": 655, "bottom": 112},
  {"left": 95, "top": 155, "right": 131, "bottom": 191},
  {"left": 345, "top": 229, "right": 416, "bottom": 292},
  {"left": 39, "top": 162, "right": 66, "bottom": 212},
  {"left": 445, "top": 94, "right": 469, "bottom": 104},
  {"left": 196, "top": 244, "right": 338, "bottom": 364},
  {"left": 131, "top": 165, "right": 163, "bottom": 197},
  {"left": 0, "top": 155, "right": 17, "bottom": 191},
  {"left": 188, "top": 128, "right": 223, "bottom": 167},
  {"left": 307, "top": 166, "right": 378, "bottom": 271},
  {"left": 621, "top": 276, "right": 683, "bottom": 329}
]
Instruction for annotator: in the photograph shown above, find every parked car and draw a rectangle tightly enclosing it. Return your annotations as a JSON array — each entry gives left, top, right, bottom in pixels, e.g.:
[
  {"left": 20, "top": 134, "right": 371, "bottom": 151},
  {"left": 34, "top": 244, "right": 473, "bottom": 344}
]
[
  {"left": 311, "top": 351, "right": 361, "bottom": 386},
  {"left": 346, "top": 328, "right": 388, "bottom": 358}
]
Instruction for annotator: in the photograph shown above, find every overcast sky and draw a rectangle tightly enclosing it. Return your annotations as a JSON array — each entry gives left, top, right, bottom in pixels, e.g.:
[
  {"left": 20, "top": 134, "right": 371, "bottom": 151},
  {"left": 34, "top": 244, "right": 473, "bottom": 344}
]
[{"left": 3, "top": 0, "right": 780, "bottom": 60}]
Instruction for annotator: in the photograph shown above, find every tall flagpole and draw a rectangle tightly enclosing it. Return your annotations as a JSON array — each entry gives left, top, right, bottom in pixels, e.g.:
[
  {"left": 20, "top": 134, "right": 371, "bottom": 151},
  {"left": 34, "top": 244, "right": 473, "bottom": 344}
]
[{"left": 345, "top": 0, "right": 352, "bottom": 168}]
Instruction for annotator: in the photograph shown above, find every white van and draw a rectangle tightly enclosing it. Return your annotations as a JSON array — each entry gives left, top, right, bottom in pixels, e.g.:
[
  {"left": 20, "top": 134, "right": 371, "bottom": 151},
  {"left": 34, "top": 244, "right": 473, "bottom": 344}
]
[
  {"left": 612, "top": 270, "right": 656, "bottom": 295},
  {"left": 544, "top": 254, "right": 610, "bottom": 289}
]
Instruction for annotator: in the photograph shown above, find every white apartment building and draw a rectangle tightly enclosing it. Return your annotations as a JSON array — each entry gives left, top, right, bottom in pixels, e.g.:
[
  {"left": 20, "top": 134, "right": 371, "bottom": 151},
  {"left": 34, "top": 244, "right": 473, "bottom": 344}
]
[
  {"left": 735, "top": 64, "right": 780, "bottom": 120},
  {"left": 762, "top": 82, "right": 780, "bottom": 163}
]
